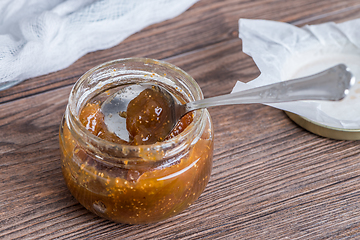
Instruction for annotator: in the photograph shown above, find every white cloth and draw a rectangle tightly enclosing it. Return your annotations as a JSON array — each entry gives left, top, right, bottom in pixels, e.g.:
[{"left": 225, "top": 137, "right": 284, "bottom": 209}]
[{"left": 0, "top": 0, "right": 198, "bottom": 90}]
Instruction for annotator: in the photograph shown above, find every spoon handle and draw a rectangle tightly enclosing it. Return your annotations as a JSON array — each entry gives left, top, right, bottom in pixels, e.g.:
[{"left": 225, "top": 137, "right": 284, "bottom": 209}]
[{"left": 185, "top": 64, "right": 354, "bottom": 112}]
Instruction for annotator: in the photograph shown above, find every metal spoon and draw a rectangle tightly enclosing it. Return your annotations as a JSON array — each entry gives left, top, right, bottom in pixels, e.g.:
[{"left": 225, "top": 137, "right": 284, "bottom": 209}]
[{"left": 101, "top": 64, "right": 354, "bottom": 142}]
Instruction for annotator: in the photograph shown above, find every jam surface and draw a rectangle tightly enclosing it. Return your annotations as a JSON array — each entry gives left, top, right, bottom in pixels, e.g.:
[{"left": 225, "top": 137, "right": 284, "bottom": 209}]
[{"left": 80, "top": 87, "right": 193, "bottom": 145}]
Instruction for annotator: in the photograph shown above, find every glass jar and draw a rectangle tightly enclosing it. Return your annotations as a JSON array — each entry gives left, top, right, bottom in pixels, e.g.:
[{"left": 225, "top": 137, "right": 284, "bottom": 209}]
[{"left": 59, "top": 58, "right": 214, "bottom": 224}]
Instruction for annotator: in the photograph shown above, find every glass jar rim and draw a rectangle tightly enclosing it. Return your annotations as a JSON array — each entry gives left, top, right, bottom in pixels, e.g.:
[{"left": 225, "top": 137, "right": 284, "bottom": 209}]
[{"left": 66, "top": 58, "right": 206, "bottom": 158}]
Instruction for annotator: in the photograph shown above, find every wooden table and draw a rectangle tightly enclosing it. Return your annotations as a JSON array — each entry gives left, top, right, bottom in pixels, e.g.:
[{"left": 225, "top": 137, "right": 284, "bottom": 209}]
[{"left": 2, "top": 0, "right": 360, "bottom": 239}]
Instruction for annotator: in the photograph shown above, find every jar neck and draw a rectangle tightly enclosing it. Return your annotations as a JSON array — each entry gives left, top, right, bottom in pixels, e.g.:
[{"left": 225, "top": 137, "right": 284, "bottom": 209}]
[
  {"left": 65, "top": 58, "right": 206, "bottom": 168},
  {"left": 66, "top": 105, "right": 205, "bottom": 168}
]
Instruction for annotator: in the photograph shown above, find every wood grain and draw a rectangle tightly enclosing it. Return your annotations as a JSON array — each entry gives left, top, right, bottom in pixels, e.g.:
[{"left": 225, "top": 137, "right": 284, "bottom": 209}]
[{"left": 1, "top": 0, "right": 360, "bottom": 239}]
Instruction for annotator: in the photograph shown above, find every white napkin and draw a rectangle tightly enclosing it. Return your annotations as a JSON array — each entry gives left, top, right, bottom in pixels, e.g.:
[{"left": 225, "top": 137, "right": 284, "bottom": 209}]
[
  {"left": 234, "top": 18, "right": 360, "bottom": 129},
  {"left": 0, "top": 0, "right": 198, "bottom": 90}
]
